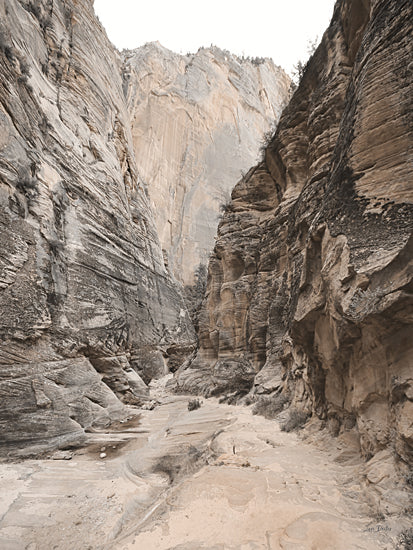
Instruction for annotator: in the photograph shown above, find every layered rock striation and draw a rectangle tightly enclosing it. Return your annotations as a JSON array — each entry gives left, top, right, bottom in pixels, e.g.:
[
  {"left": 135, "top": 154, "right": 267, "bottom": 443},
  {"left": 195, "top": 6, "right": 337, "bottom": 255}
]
[
  {"left": 0, "top": 0, "right": 194, "bottom": 454},
  {"left": 122, "top": 43, "right": 291, "bottom": 285},
  {"left": 176, "top": 0, "right": 413, "bottom": 464}
]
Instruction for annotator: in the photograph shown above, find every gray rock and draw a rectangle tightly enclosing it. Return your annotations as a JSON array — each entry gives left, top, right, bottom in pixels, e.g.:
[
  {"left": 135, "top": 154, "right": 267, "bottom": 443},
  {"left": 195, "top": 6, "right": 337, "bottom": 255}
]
[{"left": 0, "top": 0, "right": 194, "bottom": 455}]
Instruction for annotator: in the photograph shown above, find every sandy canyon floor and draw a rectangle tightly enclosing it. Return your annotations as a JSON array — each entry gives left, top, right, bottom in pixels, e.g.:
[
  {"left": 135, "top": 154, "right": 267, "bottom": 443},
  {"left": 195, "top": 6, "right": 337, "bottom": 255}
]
[{"left": 0, "top": 383, "right": 410, "bottom": 550}]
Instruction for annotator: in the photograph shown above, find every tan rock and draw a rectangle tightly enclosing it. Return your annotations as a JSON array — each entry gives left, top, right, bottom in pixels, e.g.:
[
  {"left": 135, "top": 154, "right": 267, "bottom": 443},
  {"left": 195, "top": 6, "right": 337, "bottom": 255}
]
[
  {"left": 176, "top": 0, "right": 413, "bottom": 465},
  {"left": 123, "top": 43, "right": 291, "bottom": 285}
]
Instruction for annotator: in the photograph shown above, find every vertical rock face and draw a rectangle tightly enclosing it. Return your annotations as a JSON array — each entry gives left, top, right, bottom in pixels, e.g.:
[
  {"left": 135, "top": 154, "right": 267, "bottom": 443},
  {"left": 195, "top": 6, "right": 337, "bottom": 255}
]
[
  {"left": 122, "top": 43, "right": 291, "bottom": 285},
  {"left": 0, "top": 0, "right": 194, "bottom": 454},
  {"left": 176, "top": 0, "right": 413, "bottom": 464}
]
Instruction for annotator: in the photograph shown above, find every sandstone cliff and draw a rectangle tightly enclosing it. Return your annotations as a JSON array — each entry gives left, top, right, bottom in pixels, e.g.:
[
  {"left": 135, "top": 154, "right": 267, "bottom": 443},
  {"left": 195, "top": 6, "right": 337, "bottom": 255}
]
[
  {"left": 0, "top": 0, "right": 194, "bottom": 455},
  {"left": 122, "top": 43, "right": 291, "bottom": 285},
  {"left": 175, "top": 0, "right": 413, "bottom": 466}
]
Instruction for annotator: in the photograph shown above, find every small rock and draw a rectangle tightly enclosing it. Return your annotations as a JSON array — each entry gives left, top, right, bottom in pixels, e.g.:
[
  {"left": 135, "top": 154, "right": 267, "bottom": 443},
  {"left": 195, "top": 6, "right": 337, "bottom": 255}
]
[
  {"left": 51, "top": 450, "right": 73, "bottom": 461},
  {"left": 100, "top": 452, "right": 107, "bottom": 459},
  {"left": 100, "top": 447, "right": 106, "bottom": 452}
]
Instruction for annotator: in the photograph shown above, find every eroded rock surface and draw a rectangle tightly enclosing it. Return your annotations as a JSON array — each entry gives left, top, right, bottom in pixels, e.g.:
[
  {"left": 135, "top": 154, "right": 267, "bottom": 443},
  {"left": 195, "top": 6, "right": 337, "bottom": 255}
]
[
  {"left": 0, "top": 0, "right": 194, "bottom": 455},
  {"left": 123, "top": 42, "right": 291, "bottom": 285},
  {"left": 1, "top": 395, "right": 409, "bottom": 549},
  {"left": 175, "top": 0, "right": 413, "bottom": 466}
]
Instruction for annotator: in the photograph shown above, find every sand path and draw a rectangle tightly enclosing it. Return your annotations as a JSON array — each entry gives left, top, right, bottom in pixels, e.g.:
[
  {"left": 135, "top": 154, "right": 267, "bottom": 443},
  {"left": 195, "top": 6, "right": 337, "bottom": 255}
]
[{"left": 0, "top": 393, "right": 407, "bottom": 549}]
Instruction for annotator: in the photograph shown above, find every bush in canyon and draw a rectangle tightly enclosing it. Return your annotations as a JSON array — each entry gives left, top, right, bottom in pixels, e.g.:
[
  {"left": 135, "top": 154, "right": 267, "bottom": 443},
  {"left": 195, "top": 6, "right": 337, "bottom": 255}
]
[
  {"left": 188, "top": 398, "right": 201, "bottom": 411},
  {"left": 252, "top": 394, "right": 289, "bottom": 419},
  {"left": 19, "top": 56, "right": 31, "bottom": 76},
  {"left": 26, "top": 1, "right": 53, "bottom": 31},
  {"left": 281, "top": 409, "right": 309, "bottom": 432},
  {"left": 16, "top": 169, "right": 38, "bottom": 195},
  {"left": 0, "top": 29, "right": 16, "bottom": 63},
  {"left": 258, "top": 122, "right": 278, "bottom": 159},
  {"left": 291, "top": 36, "right": 318, "bottom": 84},
  {"left": 183, "top": 263, "right": 207, "bottom": 329}
]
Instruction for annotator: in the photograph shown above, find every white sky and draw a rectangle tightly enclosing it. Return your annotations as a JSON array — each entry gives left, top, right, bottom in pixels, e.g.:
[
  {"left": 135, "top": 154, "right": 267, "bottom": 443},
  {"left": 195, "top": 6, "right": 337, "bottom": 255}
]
[{"left": 94, "top": 0, "right": 336, "bottom": 76}]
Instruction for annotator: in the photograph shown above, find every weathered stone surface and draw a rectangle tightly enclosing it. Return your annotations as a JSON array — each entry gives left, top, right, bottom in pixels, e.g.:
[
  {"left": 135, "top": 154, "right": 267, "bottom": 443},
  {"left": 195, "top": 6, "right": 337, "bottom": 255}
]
[
  {"left": 123, "top": 42, "right": 291, "bottom": 285},
  {"left": 0, "top": 0, "right": 194, "bottom": 455},
  {"left": 1, "top": 398, "right": 408, "bottom": 549},
  {"left": 175, "top": 0, "right": 413, "bottom": 464}
]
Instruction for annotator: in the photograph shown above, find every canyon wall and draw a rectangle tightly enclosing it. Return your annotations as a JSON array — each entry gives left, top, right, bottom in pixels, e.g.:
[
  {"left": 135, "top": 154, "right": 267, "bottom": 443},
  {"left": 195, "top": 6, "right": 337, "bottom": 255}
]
[
  {"left": 175, "top": 0, "right": 413, "bottom": 464},
  {"left": 122, "top": 43, "right": 291, "bottom": 285},
  {"left": 0, "top": 0, "right": 194, "bottom": 455}
]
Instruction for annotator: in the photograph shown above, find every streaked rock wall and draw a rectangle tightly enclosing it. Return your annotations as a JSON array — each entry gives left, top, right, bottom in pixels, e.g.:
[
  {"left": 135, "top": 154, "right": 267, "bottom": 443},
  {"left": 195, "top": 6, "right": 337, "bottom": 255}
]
[
  {"left": 0, "top": 0, "right": 194, "bottom": 454},
  {"left": 123, "top": 43, "right": 291, "bottom": 285},
  {"left": 176, "top": 0, "right": 413, "bottom": 464}
]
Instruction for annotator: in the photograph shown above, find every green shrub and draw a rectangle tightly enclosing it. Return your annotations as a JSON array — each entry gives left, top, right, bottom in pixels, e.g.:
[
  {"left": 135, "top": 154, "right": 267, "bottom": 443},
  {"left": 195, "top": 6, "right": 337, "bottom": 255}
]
[
  {"left": 17, "top": 175, "right": 38, "bottom": 192},
  {"left": 183, "top": 262, "right": 207, "bottom": 329},
  {"left": 188, "top": 398, "right": 201, "bottom": 411},
  {"left": 19, "top": 57, "right": 30, "bottom": 76},
  {"left": 26, "top": 2, "right": 53, "bottom": 32},
  {"left": 281, "top": 409, "right": 309, "bottom": 432},
  {"left": 252, "top": 394, "right": 289, "bottom": 419},
  {"left": 27, "top": 1, "right": 41, "bottom": 19},
  {"left": 4, "top": 45, "right": 15, "bottom": 62}
]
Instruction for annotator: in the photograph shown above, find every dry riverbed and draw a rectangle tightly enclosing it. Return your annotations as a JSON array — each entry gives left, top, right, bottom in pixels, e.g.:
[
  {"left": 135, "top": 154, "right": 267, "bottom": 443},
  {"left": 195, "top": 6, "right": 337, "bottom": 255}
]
[{"left": 0, "top": 388, "right": 411, "bottom": 550}]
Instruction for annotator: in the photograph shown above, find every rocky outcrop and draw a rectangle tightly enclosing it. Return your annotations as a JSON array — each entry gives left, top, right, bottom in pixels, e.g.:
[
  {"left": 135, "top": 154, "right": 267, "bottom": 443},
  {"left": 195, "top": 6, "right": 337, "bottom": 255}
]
[
  {"left": 0, "top": 0, "right": 194, "bottom": 455},
  {"left": 122, "top": 43, "right": 291, "bottom": 285},
  {"left": 175, "top": 0, "right": 413, "bottom": 465}
]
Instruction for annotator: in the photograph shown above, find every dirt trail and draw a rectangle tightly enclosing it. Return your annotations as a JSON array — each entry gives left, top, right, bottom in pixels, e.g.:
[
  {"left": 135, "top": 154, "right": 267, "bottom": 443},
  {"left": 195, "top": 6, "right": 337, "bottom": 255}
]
[{"left": 0, "top": 391, "right": 410, "bottom": 550}]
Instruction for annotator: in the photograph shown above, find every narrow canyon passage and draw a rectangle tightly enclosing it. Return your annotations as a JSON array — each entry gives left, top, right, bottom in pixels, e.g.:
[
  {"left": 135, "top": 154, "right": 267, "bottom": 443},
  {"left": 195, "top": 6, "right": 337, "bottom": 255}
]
[
  {"left": 0, "top": 1, "right": 411, "bottom": 549},
  {"left": 0, "top": 382, "right": 406, "bottom": 550}
]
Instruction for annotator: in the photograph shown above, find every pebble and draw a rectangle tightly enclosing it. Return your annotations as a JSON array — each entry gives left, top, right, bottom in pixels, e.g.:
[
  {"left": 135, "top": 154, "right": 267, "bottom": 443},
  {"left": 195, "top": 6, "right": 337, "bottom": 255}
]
[
  {"left": 51, "top": 450, "right": 73, "bottom": 461},
  {"left": 100, "top": 453, "right": 107, "bottom": 459}
]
